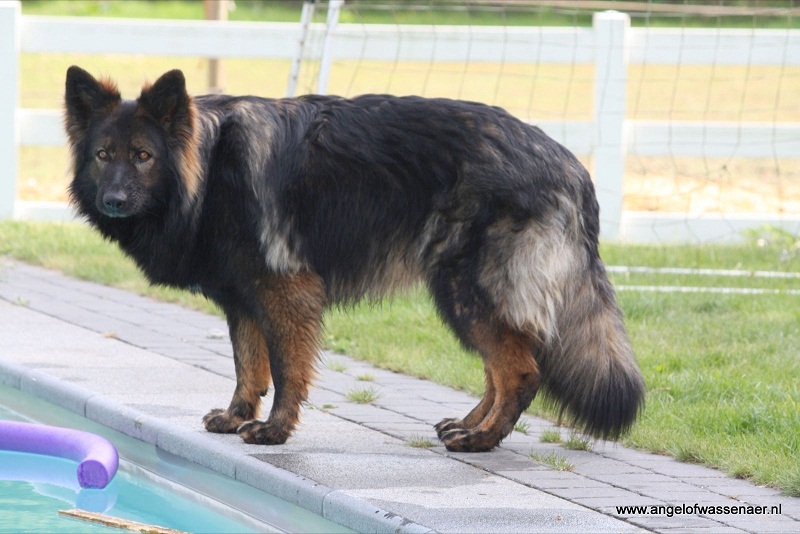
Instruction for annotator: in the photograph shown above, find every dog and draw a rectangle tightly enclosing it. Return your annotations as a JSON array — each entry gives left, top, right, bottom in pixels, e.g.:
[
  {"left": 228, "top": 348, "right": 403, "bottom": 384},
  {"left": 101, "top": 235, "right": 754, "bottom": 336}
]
[{"left": 64, "top": 66, "right": 644, "bottom": 452}]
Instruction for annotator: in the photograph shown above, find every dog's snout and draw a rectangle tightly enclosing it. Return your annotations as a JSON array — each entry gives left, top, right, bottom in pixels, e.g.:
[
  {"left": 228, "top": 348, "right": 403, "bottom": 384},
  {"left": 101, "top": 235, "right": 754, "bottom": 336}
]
[{"left": 102, "top": 191, "right": 128, "bottom": 214}]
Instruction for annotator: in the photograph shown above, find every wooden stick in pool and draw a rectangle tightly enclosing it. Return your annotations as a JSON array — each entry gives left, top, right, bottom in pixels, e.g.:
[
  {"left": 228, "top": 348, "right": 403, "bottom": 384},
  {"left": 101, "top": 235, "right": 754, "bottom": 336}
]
[{"left": 58, "top": 509, "right": 187, "bottom": 534}]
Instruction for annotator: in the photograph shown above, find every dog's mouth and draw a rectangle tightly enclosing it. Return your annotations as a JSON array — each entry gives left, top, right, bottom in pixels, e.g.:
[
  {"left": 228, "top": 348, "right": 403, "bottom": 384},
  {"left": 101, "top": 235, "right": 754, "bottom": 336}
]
[{"left": 101, "top": 209, "right": 131, "bottom": 218}]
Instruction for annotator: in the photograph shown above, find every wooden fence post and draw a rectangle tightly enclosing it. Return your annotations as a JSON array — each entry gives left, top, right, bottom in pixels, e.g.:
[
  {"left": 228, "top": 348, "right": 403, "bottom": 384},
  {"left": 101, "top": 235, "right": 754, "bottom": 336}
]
[
  {"left": 592, "top": 11, "right": 630, "bottom": 241},
  {"left": 0, "top": 0, "right": 20, "bottom": 219},
  {"left": 204, "top": 0, "right": 227, "bottom": 93}
]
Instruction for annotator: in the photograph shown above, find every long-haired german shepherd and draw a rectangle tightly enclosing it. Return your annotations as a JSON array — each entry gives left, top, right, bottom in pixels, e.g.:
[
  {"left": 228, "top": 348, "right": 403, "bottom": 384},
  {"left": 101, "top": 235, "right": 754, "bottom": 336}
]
[{"left": 64, "top": 66, "right": 644, "bottom": 452}]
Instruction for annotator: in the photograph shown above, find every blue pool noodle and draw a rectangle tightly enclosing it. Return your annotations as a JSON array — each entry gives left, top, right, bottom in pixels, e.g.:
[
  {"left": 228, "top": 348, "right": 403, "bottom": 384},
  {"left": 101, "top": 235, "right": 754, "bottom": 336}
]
[{"left": 0, "top": 420, "right": 119, "bottom": 489}]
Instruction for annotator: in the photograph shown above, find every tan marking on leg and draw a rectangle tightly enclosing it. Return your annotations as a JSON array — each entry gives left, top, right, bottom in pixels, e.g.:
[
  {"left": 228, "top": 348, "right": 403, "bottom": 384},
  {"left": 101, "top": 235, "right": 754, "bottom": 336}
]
[
  {"left": 435, "top": 367, "right": 496, "bottom": 437},
  {"left": 238, "top": 271, "right": 326, "bottom": 445},
  {"left": 463, "top": 366, "right": 496, "bottom": 428},
  {"left": 203, "top": 314, "right": 271, "bottom": 433},
  {"left": 440, "top": 323, "right": 540, "bottom": 452}
]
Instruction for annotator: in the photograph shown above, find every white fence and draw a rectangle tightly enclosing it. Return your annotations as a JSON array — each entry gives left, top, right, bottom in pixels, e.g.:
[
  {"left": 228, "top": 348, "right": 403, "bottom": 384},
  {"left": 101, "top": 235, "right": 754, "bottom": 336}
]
[{"left": 1, "top": 0, "right": 799, "bottom": 242}]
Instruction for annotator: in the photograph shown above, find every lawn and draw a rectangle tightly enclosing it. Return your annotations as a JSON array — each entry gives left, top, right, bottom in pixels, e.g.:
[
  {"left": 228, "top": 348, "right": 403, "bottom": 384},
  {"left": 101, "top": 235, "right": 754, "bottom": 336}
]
[
  {"left": 19, "top": 0, "right": 800, "bottom": 28},
  {"left": 1, "top": 220, "right": 800, "bottom": 496}
]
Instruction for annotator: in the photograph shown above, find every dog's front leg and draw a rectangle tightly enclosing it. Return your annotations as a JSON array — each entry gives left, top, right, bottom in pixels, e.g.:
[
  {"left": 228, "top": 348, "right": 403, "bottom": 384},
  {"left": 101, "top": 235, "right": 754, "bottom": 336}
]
[
  {"left": 203, "top": 310, "right": 272, "bottom": 433},
  {"left": 237, "top": 271, "right": 326, "bottom": 445}
]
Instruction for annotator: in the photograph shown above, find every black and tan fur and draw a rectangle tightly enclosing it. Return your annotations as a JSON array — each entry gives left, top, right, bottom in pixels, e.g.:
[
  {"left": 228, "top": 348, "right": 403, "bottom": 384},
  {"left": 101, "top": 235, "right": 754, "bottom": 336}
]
[{"left": 64, "top": 66, "right": 645, "bottom": 452}]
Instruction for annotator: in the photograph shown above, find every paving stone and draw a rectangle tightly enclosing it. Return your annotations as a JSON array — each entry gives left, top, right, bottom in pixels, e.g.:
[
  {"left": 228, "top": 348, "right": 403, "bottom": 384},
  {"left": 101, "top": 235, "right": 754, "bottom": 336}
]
[
  {"left": 574, "top": 494, "right": 665, "bottom": 509},
  {"left": 500, "top": 469, "right": 602, "bottom": 489},
  {"left": 572, "top": 457, "right": 654, "bottom": 476},
  {"left": 639, "top": 526, "right": 747, "bottom": 533},
  {"left": 456, "top": 448, "right": 543, "bottom": 472},
  {"left": 592, "top": 472, "right": 680, "bottom": 487},
  {"left": 709, "top": 517, "right": 800, "bottom": 533},
  {"left": 499, "top": 470, "right": 612, "bottom": 487},
  {"left": 620, "top": 513, "right": 729, "bottom": 530},
  {"left": 659, "top": 492, "right": 743, "bottom": 505},
  {"left": 548, "top": 485, "right": 640, "bottom": 501}
]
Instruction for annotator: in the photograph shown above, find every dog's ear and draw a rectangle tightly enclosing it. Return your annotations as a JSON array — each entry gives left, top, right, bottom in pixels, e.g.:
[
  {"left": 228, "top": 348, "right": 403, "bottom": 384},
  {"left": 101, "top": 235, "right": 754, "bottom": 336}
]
[
  {"left": 64, "top": 66, "right": 121, "bottom": 142},
  {"left": 137, "top": 69, "right": 201, "bottom": 204},
  {"left": 137, "top": 69, "right": 192, "bottom": 133}
]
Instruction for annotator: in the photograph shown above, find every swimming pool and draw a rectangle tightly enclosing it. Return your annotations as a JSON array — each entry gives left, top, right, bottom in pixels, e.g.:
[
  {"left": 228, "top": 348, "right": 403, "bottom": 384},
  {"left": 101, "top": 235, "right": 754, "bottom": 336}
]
[{"left": 0, "top": 384, "right": 351, "bottom": 533}]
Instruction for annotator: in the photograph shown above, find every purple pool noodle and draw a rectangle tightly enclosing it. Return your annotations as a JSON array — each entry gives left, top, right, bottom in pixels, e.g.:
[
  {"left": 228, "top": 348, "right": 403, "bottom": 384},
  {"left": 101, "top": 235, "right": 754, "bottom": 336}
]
[{"left": 0, "top": 420, "right": 119, "bottom": 489}]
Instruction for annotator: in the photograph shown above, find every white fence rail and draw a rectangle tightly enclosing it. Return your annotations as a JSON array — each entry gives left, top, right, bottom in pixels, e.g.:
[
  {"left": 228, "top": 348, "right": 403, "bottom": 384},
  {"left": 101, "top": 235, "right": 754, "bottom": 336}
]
[{"left": 2, "top": 0, "right": 799, "bottom": 242}]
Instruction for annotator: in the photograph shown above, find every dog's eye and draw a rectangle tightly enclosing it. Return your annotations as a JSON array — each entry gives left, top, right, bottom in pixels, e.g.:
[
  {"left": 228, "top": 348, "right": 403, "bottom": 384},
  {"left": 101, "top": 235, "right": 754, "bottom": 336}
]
[
  {"left": 96, "top": 149, "right": 109, "bottom": 161},
  {"left": 136, "top": 150, "right": 152, "bottom": 162}
]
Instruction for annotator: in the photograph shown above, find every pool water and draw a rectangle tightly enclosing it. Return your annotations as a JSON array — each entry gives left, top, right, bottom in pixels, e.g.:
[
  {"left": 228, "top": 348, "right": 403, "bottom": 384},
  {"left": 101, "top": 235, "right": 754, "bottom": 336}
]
[
  {"left": 0, "top": 451, "right": 257, "bottom": 533},
  {"left": 0, "top": 384, "right": 351, "bottom": 533}
]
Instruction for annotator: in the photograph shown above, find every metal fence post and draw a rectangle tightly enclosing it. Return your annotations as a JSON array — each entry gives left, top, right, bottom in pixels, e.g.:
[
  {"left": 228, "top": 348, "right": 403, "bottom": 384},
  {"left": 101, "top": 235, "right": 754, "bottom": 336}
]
[
  {"left": 0, "top": 0, "right": 20, "bottom": 219},
  {"left": 317, "top": 0, "right": 344, "bottom": 95},
  {"left": 592, "top": 10, "right": 630, "bottom": 241},
  {"left": 287, "top": 0, "right": 317, "bottom": 97}
]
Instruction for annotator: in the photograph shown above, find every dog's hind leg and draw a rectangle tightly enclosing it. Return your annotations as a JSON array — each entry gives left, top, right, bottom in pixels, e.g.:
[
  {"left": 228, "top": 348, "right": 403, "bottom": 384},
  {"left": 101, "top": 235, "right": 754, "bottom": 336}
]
[
  {"left": 427, "top": 225, "right": 542, "bottom": 451},
  {"left": 237, "top": 271, "right": 326, "bottom": 445},
  {"left": 434, "top": 366, "right": 495, "bottom": 436},
  {"left": 438, "top": 322, "right": 541, "bottom": 452},
  {"left": 203, "top": 312, "right": 272, "bottom": 433}
]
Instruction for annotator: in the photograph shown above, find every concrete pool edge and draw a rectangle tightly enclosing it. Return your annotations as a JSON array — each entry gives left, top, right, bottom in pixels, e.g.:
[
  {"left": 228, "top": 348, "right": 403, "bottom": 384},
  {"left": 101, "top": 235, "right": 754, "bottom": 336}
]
[{"left": 0, "top": 359, "right": 433, "bottom": 534}]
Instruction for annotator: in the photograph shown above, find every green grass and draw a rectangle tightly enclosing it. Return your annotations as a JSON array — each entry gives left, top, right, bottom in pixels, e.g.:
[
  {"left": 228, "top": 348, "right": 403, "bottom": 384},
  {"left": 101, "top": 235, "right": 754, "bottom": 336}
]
[
  {"left": 21, "top": 0, "right": 798, "bottom": 28},
  {"left": 540, "top": 430, "right": 562, "bottom": 444},
  {"left": 530, "top": 451, "right": 575, "bottom": 472},
  {"left": 21, "top": 1, "right": 307, "bottom": 23},
  {"left": 563, "top": 433, "right": 593, "bottom": 452},
  {"left": 0, "top": 221, "right": 219, "bottom": 314},
  {"left": 345, "top": 386, "right": 380, "bottom": 404},
  {"left": 325, "top": 359, "right": 348, "bottom": 373},
  {"left": 326, "top": 293, "right": 485, "bottom": 397},
  {"left": 3, "top": 223, "right": 800, "bottom": 495},
  {"left": 406, "top": 435, "right": 435, "bottom": 449},
  {"left": 514, "top": 419, "right": 531, "bottom": 435}
]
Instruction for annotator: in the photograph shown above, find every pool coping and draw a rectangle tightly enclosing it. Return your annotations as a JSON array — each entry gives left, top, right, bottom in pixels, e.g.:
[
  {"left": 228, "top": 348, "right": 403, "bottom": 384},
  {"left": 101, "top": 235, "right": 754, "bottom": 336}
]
[{"left": 0, "top": 358, "right": 430, "bottom": 533}]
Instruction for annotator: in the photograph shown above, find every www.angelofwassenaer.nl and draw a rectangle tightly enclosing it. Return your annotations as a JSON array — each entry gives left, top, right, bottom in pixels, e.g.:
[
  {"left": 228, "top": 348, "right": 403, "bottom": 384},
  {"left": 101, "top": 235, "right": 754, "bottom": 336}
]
[{"left": 616, "top": 503, "right": 782, "bottom": 518}]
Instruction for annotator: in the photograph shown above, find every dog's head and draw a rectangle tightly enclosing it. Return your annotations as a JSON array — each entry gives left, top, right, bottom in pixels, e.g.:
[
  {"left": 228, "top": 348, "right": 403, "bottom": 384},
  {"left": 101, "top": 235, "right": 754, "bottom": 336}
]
[{"left": 64, "top": 66, "right": 201, "bottom": 220}]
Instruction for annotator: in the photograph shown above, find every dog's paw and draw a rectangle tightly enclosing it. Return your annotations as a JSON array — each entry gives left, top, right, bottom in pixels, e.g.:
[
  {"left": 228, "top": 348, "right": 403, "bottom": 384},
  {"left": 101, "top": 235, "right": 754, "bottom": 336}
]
[
  {"left": 434, "top": 417, "right": 464, "bottom": 438},
  {"left": 237, "top": 420, "right": 290, "bottom": 445},
  {"left": 439, "top": 428, "right": 498, "bottom": 453},
  {"left": 203, "top": 408, "right": 247, "bottom": 434}
]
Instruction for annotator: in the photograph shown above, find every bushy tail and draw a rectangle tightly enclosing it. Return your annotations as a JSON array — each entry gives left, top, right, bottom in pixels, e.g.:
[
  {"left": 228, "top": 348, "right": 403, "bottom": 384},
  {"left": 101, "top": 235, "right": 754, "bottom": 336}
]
[{"left": 536, "top": 260, "right": 645, "bottom": 440}]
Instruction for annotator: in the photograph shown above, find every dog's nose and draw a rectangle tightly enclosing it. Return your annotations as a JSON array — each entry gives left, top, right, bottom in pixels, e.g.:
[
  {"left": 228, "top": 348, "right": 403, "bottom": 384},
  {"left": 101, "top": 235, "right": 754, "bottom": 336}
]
[{"left": 102, "top": 191, "right": 127, "bottom": 213}]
